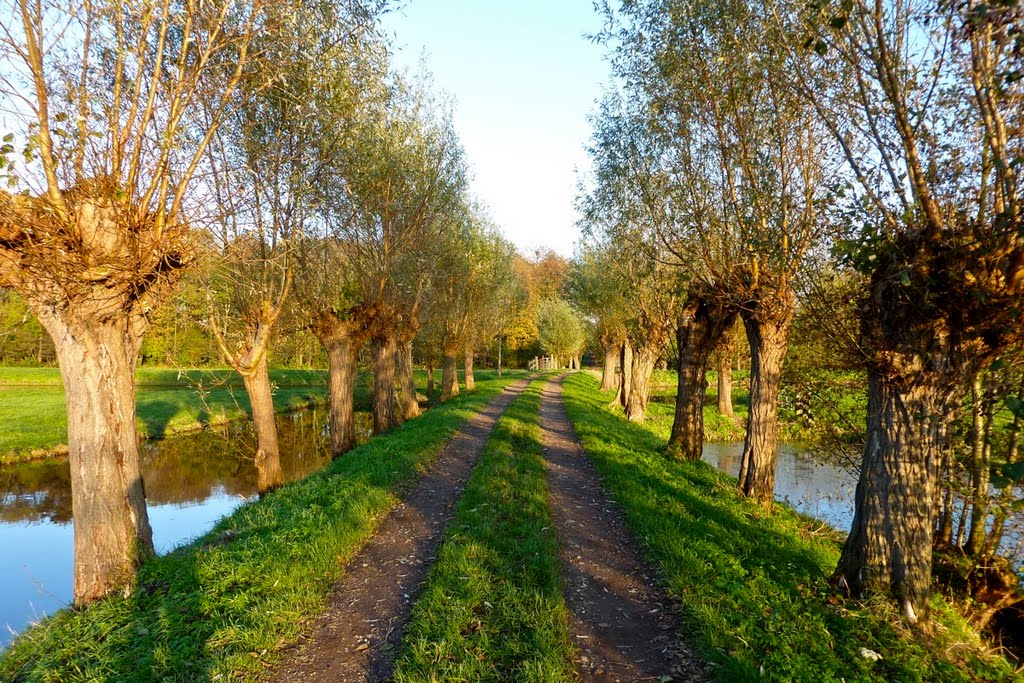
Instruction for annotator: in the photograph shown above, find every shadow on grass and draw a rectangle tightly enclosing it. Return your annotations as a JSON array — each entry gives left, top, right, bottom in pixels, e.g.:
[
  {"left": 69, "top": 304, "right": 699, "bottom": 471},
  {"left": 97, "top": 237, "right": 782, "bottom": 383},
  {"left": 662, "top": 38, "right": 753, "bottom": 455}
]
[{"left": 561, "top": 374, "right": 1001, "bottom": 683}]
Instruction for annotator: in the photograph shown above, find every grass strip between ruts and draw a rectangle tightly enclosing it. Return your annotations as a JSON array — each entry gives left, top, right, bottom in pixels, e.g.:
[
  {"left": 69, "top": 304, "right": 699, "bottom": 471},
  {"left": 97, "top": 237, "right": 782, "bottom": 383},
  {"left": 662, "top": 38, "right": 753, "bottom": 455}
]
[
  {"left": 0, "top": 371, "right": 523, "bottom": 683},
  {"left": 392, "top": 376, "right": 577, "bottom": 683},
  {"left": 560, "top": 372, "right": 1016, "bottom": 683}
]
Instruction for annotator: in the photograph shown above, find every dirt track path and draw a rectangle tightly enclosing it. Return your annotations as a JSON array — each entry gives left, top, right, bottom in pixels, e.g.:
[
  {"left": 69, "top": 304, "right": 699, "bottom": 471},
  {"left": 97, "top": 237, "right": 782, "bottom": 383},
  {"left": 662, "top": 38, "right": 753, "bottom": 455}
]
[
  {"left": 268, "top": 378, "right": 530, "bottom": 683},
  {"left": 540, "top": 376, "right": 707, "bottom": 682}
]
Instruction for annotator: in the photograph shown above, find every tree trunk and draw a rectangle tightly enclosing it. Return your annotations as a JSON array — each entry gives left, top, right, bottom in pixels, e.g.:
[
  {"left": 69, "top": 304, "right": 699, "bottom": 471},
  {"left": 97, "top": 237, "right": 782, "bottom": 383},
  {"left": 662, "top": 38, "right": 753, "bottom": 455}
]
[
  {"left": 624, "top": 345, "right": 657, "bottom": 423},
  {"left": 716, "top": 323, "right": 736, "bottom": 417},
  {"left": 967, "top": 377, "right": 995, "bottom": 557},
  {"left": 832, "top": 370, "right": 953, "bottom": 625},
  {"left": 615, "top": 341, "right": 633, "bottom": 409},
  {"left": 322, "top": 335, "right": 360, "bottom": 458},
  {"left": 44, "top": 313, "right": 153, "bottom": 605},
  {"left": 600, "top": 338, "right": 618, "bottom": 392},
  {"left": 464, "top": 345, "right": 475, "bottom": 391},
  {"left": 399, "top": 339, "right": 420, "bottom": 420},
  {"left": 372, "top": 334, "right": 400, "bottom": 434},
  {"left": 426, "top": 355, "right": 435, "bottom": 397},
  {"left": 669, "top": 300, "right": 736, "bottom": 461},
  {"left": 441, "top": 347, "right": 460, "bottom": 401},
  {"left": 736, "top": 301, "right": 793, "bottom": 503},
  {"left": 240, "top": 353, "right": 284, "bottom": 493}
]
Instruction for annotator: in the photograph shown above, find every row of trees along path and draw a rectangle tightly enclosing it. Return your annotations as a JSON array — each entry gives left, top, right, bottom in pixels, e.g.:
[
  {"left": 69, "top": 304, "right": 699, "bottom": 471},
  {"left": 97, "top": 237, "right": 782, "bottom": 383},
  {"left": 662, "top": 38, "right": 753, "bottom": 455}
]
[
  {"left": 0, "top": 0, "right": 521, "bottom": 606},
  {"left": 574, "top": 0, "right": 1024, "bottom": 630}
]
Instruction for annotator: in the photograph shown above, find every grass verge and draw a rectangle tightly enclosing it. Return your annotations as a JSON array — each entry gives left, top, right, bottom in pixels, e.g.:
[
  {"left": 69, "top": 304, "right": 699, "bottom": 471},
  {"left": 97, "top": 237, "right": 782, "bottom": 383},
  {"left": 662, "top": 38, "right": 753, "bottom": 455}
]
[
  {"left": 0, "top": 371, "right": 523, "bottom": 683},
  {"left": 561, "top": 372, "right": 1017, "bottom": 683},
  {"left": 392, "top": 376, "right": 576, "bottom": 682}
]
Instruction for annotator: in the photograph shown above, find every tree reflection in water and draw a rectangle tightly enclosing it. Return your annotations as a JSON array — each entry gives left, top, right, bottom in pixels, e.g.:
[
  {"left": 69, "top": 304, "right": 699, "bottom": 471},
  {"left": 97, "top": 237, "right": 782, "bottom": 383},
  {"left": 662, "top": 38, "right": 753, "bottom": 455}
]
[{"left": 0, "top": 408, "right": 373, "bottom": 524}]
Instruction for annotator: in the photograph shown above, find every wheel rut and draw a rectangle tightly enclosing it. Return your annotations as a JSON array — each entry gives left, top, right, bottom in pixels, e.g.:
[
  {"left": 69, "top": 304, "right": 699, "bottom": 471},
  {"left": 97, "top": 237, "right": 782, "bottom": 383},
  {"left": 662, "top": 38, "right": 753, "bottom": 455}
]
[
  {"left": 267, "top": 378, "right": 530, "bottom": 683},
  {"left": 540, "top": 375, "right": 708, "bottom": 682}
]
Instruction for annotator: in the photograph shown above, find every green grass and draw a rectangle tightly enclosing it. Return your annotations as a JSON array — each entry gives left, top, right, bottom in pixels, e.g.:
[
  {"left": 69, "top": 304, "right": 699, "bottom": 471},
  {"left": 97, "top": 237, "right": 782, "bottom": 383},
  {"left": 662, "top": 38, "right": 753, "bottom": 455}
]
[
  {"left": 561, "top": 372, "right": 1017, "bottom": 683},
  {"left": 0, "top": 367, "right": 445, "bottom": 462},
  {"left": 392, "top": 377, "right": 576, "bottom": 682},
  {"left": 637, "top": 369, "right": 748, "bottom": 442},
  {"left": 0, "top": 371, "right": 524, "bottom": 683}
]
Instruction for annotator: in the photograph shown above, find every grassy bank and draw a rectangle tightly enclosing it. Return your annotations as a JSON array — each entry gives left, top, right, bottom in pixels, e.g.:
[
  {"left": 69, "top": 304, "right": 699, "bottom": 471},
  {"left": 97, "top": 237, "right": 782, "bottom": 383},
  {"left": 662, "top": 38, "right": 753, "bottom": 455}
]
[
  {"left": 392, "top": 377, "right": 576, "bottom": 682},
  {"left": 0, "top": 367, "right": 453, "bottom": 463},
  {"left": 0, "top": 371, "right": 523, "bottom": 683},
  {"left": 562, "top": 372, "right": 1016, "bottom": 682}
]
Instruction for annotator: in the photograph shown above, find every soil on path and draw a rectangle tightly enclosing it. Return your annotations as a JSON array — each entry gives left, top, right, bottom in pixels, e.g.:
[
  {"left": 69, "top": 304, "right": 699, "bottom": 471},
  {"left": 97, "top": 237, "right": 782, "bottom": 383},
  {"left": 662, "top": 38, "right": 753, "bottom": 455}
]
[
  {"left": 268, "top": 378, "right": 530, "bottom": 683},
  {"left": 540, "top": 376, "right": 708, "bottom": 682}
]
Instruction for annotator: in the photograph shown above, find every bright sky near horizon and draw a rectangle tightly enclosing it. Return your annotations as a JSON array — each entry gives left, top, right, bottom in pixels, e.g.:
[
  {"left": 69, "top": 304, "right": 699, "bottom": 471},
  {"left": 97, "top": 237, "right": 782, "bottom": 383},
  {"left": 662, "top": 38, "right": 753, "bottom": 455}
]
[{"left": 379, "top": 1, "right": 610, "bottom": 258}]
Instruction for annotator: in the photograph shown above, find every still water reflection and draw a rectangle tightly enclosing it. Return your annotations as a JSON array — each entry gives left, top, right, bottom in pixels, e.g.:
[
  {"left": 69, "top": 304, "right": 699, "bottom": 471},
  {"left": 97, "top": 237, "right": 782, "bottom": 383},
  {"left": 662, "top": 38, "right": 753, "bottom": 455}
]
[
  {"left": 0, "top": 409, "right": 371, "bottom": 646},
  {"left": 701, "top": 442, "right": 1023, "bottom": 573}
]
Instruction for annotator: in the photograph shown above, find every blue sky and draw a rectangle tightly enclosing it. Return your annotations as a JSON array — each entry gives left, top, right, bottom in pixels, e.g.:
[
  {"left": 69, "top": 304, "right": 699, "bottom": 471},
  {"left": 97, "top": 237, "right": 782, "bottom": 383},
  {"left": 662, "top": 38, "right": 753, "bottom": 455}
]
[{"left": 379, "top": 1, "right": 609, "bottom": 257}]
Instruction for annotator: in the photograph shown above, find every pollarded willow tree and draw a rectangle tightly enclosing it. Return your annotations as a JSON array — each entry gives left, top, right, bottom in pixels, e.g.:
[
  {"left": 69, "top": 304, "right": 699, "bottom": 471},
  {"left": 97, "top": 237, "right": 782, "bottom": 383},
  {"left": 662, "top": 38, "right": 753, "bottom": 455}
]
[
  {"left": 0, "top": 0, "right": 291, "bottom": 603},
  {"left": 204, "top": 1, "right": 384, "bottom": 492},
  {"left": 600, "top": 0, "right": 828, "bottom": 485},
  {"left": 424, "top": 209, "right": 514, "bottom": 400},
  {"left": 568, "top": 243, "right": 628, "bottom": 391},
  {"left": 781, "top": 0, "right": 1024, "bottom": 623}
]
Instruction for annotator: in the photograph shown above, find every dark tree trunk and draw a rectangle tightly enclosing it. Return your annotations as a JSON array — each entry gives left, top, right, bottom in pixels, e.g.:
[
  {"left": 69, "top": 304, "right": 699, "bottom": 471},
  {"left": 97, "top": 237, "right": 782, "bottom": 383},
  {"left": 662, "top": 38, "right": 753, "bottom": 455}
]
[
  {"left": 464, "top": 346, "right": 475, "bottom": 391},
  {"left": 600, "top": 337, "right": 618, "bottom": 392},
  {"left": 426, "top": 355, "right": 435, "bottom": 397},
  {"left": 43, "top": 313, "right": 153, "bottom": 605},
  {"left": 372, "top": 334, "right": 400, "bottom": 434},
  {"left": 614, "top": 341, "right": 633, "bottom": 409},
  {"left": 398, "top": 339, "right": 420, "bottom": 420},
  {"left": 624, "top": 345, "right": 657, "bottom": 423},
  {"left": 321, "top": 334, "right": 361, "bottom": 458},
  {"left": 737, "top": 300, "right": 793, "bottom": 503},
  {"left": 669, "top": 300, "right": 736, "bottom": 461},
  {"left": 441, "top": 346, "right": 460, "bottom": 401},
  {"left": 240, "top": 353, "right": 284, "bottom": 493},
  {"left": 832, "top": 370, "right": 954, "bottom": 625}
]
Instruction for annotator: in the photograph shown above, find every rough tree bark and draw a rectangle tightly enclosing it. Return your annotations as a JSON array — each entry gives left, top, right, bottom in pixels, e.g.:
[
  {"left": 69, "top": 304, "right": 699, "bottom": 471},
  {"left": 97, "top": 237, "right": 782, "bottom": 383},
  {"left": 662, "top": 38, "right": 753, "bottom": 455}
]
[
  {"left": 239, "top": 353, "right": 284, "bottom": 493},
  {"left": 966, "top": 375, "right": 994, "bottom": 557},
  {"left": 624, "top": 344, "right": 658, "bottom": 423},
  {"left": 44, "top": 312, "right": 154, "bottom": 605},
  {"left": 372, "top": 333, "right": 400, "bottom": 434},
  {"left": 737, "top": 295, "right": 794, "bottom": 503},
  {"left": 599, "top": 335, "right": 619, "bottom": 392},
  {"left": 398, "top": 338, "right": 420, "bottom": 420},
  {"left": 833, "top": 371, "right": 955, "bottom": 625},
  {"left": 441, "top": 344, "right": 460, "bottom": 401},
  {"left": 464, "top": 345, "right": 475, "bottom": 391},
  {"left": 668, "top": 299, "right": 736, "bottom": 461},
  {"left": 312, "top": 311, "right": 373, "bottom": 458}
]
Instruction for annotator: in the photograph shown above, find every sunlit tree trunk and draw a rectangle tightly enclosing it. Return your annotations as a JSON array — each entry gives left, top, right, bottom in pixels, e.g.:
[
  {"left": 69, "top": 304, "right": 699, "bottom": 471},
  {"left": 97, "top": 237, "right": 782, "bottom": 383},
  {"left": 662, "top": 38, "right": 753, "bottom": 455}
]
[
  {"left": 372, "top": 333, "right": 400, "bottom": 434},
  {"left": 669, "top": 300, "right": 736, "bottom": 461},
  {"left": 426, "top": 354, "right": 435, "bottom": 397},
  {"left": 441, "top": 344, "right": 460, "bottom": 401},
  {"left": 833, "top": 370, "right": 955, "bottom": 625},
  {"left": 398, "top": 338, "right": 420, "bottom": 420},
  {"left": 313, "top": 312, "right": 372, "bottom": 459},
  {"left": 966, "top": 375, "right": 994, "bottom": 557},
  {"left": 624, "top": 344, "right": 658, "bottom": 423},
  {"left": 42, "top": 312, "right": 154, "bottom": 605},
  {"left": 600, "top": 336, "right": 618, "bottom": 391},
  {"left": 716, "top": 322, "right": 736, "bottom": 418},
  {"left": 464, "top": 345, "right": 475, "bottom": 391},
  {"left": 737, "top": 297, "right": 794, "bottom": 503},
  {"left": 239, "top": 353, "right": 284, "bottom": 493}
]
